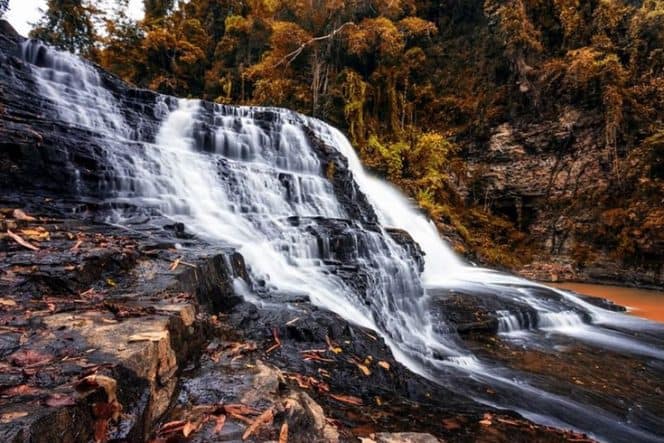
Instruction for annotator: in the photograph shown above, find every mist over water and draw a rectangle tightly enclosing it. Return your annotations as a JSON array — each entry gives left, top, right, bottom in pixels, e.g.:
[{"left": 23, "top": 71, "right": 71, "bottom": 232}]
[{"left": 18, "top": 39, "right": 664, "bottom": 443}]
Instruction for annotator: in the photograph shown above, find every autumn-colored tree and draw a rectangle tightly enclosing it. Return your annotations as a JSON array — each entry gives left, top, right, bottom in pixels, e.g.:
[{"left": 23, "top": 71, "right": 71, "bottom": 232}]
[
  {"left": 144, "top": 0, "right": 174, "bottom": 22},
  {"left": 100, "top": 0, "right": 144, "bottom": 83},
  {"left": 139, "top": 14, "right": 209, "bottom": 94},
  {"left": 30, "top": 0, "right": 101, "bottom": 60}
]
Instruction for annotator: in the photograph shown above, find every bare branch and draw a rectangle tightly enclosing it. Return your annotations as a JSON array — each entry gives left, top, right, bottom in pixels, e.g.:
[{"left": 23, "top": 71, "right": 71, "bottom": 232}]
[{"left": 274, "top": 22, "right": 354, "bottom": 69}]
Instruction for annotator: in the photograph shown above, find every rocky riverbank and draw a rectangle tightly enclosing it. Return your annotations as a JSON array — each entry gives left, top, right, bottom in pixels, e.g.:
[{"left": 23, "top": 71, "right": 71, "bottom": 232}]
[{"left": 0, "top": 200, "right": 596, "bottom": 442}]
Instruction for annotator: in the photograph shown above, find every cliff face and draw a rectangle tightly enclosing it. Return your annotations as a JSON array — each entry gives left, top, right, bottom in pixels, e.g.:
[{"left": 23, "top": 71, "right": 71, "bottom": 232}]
[
  {"left": 459, "top": 107, "right": 664, "bottom": 288},
  {"left": 412, "top": 0, "right": 664, "bottom": 289}
]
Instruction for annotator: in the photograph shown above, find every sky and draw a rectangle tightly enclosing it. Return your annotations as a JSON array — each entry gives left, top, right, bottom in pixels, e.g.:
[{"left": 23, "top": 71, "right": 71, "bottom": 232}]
[{"left": 5, "top": 0, "right": 145, "bottom": 37}]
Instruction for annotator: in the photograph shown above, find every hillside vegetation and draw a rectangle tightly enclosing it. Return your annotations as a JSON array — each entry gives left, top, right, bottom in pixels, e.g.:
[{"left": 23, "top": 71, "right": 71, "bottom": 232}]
[{"left": 25, "top": 0, "right": 664, "bottom": 283}]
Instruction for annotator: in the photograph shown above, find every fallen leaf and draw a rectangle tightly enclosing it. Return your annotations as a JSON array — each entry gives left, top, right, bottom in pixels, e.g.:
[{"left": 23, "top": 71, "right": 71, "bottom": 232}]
[
  {"left": 301, "top": 352, "right": 334, "bottom": 362},
  {"left": 377, "top": 361, "right": 390, "bottom": 370},
  {"left": 228, "top": 411, "right": 254, "bottom": 425},
  {"left": 495, "top": 417, "right": 521, "bottom": 426},
  {"left": 223, "top": 404, "right": 258, "bottom": 416},
  {"left": 325, "top": 335, "right": 343, "bottom": 354},
  {"left": 71, "top": 239, "right": 83, "bottom": 251},
  {"left": 227, "top": 341, "right": 257, "bottom": 357},
  {"left": 1, "top": 384, "right": 40, "bottom": 397},
  {"left": 9, "top": 349, "right": 53, "bottom": 367},
  {"left": 279, "top": 422, "right": 288, "bottom": 443},
  {"left": 75, "top": 374, "right": 122, "bottom": 421},
  {"left": 94, "top": 416, "right": 109, "bottom": 443},
  {"left": 1, "top": 411, "right": 29, "bottom": 423},
  {"left": 242, "top": 407, "right": 274, "bottom": 440},
  {"left": 7, "top": 230, "right": 39, "bottom": 251},
  {"left": 19, "top": 228, "right": 49, "bottom": 241},
  {"left": 105, "top": 278, "right": 116, "bottom": 287},
  {"left": 182, "top": 420, "right": 197, "bottom": 437},
  {"left": 442, "top": 418, "right": 462, "bottom": 430},
  {"left": 44, "top": 393, "right": 77, "bottom": 407},
  {"left": 157, "top": 420, "right": 187, "bottom": 435},
  {"left": 0, "top": 298, "right": 17, "bottom": 307},
  {"left": 479, "top": 412, "right": 493, "bottom": 426},
  {"left": 93, "top": 401, "right": 121, "bottom": 420},
  {"left": 361, "top": 330, "right": 377, "bottom": 341},
  {"left": 12, "top": 209, "right": 36, "bottom": 221},
  {"left": 329, "top": 393, "right": 363, "bottom": 406},
  {"left": 214, "top": 414, "right": 226, "bottom": 434},
  {"left": 266, "top": 328, "right": 282, "bottom": 354},
  {"left": 169, "top": 258, "right": 181, "bottom": 271},
  {"left": 356, "top": 363, "right": 371, "bottom": 376},
  {"left": 285, "top": 317, "right": 300, "bottom": 326}
]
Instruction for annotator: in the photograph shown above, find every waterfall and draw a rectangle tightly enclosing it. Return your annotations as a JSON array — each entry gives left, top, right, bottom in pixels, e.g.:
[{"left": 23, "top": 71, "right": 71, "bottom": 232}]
[
  {"left": 20, "top": 40, "right": 129, "bottom": 137},
  {"left": 310, "top": 123, "right": 466, "bottom": 282},
  {"left": 16, "top": 39, "right": 664, "bottom": 443},
  {"left": 18, "top": 38, "right": 468, "bottom": 362}
]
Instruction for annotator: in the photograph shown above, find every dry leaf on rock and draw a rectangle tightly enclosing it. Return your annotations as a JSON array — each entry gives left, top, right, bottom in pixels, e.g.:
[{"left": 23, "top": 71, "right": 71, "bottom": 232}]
[
  {"left": 75, "top": 374, "right": 122, "bottom": 421},
  {"left": 12, "top": 209, "right": 36, "bottom": 221},
  {"left": 1, "top": 384, "right": 41, "bottom": 397},
  {"left": 279, "top": 422, "right": 288, "bottom": 443},
  {"left": 356, "top": 363, "right": 371, "bottom": 376},
  {"left": 9, "top": 349, "right": 53, "bottom": 367},
  {"left": 242, "top": 407, "right": 274, "bottom": 440},
  {"left": 182, "top": 420, "right": 198, "bottom": 437},
  {"left": 6, "top": 230, "right": 39, "bottom": 251},
  {"left": 0, "top": 298, "right": 18, "bottom": 308},
  {"left": 169, "top": 258, "right": 181, "bottom": 271},
  {"left": 214, "top": 414, "right": 227, "bottom": 434},
  {"left": 44, "top": 393, "right": 77, "bottom": 407},
  {"left": 19, "top": 227, "right": 49, "bottom": 241},
  {"left": 266, "top": 328, "right": 282, "bottom": 354},
  {"left": 329, "top": 393, "right": 363, "bottom": 406}
]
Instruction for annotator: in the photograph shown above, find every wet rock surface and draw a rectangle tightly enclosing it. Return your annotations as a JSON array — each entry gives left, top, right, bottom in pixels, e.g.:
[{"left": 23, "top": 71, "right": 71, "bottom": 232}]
[
  {"left": 0, "top": 204, "right": 189, "bottom": 441},
  {"left": 154, "top": 291, "right": 597, "bottom": 442},
  {"left": 0, "top": 200, "right": 596, "bottom": 443}
]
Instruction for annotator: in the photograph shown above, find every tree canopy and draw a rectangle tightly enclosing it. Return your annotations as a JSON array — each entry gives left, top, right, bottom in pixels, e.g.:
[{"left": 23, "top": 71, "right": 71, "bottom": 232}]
[{"left": 30, "top": 0, "right": 100, "bottom": 59}]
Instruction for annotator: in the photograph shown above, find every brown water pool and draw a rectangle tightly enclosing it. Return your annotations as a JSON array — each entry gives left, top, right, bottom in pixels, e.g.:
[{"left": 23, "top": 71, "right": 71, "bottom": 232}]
[{"left": 550, "top": 282, "right": 664, "bottom": 323}]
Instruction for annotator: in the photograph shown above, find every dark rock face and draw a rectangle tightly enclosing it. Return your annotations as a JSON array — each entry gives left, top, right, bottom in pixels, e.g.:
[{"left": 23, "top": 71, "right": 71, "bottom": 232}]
[{"left": 460, "top": 113, "right": 664, "bottom": 288}]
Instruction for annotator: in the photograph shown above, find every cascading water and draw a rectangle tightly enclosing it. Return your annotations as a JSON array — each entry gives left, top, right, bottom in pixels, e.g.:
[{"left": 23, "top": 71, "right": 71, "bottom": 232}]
[
  {"left": 17, "top": 39, "right": 664, "bottom": 443},
  {"left": 18, "top": 38, "right": 467, "bottom": 364}
]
